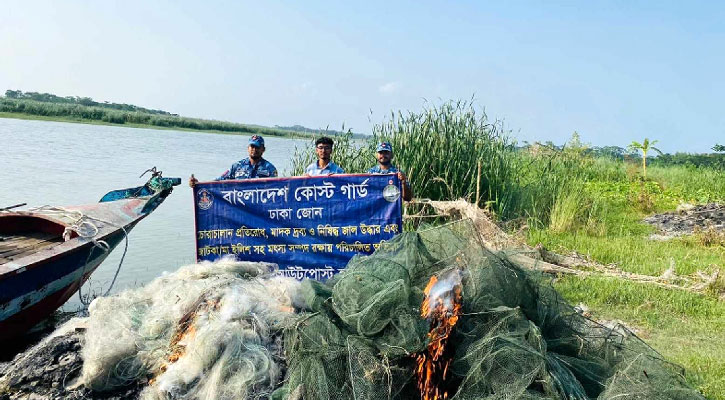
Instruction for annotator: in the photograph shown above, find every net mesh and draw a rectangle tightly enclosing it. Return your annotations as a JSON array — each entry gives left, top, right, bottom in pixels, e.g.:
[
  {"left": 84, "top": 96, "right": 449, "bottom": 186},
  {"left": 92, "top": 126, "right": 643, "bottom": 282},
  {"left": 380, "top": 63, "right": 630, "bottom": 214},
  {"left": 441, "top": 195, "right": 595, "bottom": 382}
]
[{"left": 274, "top": 220, "right": 705, "bottom": 400}]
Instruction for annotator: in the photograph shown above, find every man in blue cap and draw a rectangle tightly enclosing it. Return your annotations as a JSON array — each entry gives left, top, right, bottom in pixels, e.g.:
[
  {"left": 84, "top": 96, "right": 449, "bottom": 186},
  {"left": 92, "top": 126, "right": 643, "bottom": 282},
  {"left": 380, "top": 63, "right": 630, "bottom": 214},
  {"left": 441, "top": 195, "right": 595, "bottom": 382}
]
[
  {"left": 188, "top": 134, "right": 278, "bottom": 187},
  {"left": 368, "top": 142, "right": 412, "bottom": 201}
]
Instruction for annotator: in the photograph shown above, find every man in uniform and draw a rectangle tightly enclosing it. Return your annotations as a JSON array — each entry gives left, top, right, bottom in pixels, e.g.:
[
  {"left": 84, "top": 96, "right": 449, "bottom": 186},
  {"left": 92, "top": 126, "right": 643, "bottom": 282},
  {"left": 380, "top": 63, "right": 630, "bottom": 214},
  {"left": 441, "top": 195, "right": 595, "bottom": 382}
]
[
  {"left": 368, "top": 142, "right": 412, "bottom": 201},
  {"left": 189, "top": 135, "right": 277, "bottom": 187},
  {"left": 305, "top": 136, "right": 345, "bottom": 176}
]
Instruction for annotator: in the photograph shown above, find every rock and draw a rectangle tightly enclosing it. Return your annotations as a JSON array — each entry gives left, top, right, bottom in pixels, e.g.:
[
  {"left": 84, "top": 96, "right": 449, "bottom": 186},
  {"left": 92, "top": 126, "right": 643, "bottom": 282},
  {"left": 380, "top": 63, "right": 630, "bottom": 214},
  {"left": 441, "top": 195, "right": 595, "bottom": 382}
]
[{"left": 0, "top": 327, "right": 143, "bottom": 400}]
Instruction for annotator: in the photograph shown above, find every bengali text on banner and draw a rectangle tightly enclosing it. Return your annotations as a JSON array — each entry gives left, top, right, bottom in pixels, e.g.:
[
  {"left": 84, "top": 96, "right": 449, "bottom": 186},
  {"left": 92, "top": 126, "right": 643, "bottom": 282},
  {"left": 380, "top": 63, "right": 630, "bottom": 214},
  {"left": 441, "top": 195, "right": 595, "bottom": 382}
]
[{"left": 193, "top": 174, "right": 403, "bottom": 280}]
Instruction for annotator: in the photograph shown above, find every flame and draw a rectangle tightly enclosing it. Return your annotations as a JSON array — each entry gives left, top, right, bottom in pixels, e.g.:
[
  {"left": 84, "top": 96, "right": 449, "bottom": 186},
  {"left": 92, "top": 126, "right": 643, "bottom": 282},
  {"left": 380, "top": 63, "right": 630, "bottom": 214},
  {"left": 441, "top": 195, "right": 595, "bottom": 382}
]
[
  {"left": 151, "top": 297, "right": 219, "bottom": 383},
  {"left": 416, "top": 271, "right": 463, "bottom": 400}
]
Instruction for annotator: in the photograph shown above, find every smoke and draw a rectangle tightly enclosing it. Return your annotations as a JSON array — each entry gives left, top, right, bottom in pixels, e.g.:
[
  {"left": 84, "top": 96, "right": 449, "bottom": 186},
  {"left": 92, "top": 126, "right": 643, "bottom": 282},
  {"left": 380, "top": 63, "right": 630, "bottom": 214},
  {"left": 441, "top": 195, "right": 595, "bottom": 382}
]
[{"left": 422, "top": 268, "right": 463, "bottom": 319}]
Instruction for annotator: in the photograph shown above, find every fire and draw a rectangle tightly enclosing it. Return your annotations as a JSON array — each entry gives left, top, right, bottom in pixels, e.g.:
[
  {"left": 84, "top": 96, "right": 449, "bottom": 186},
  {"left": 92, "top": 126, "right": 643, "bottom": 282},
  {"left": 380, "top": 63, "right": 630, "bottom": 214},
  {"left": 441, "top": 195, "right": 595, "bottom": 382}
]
[
  {"left": 152, "top": 297, "right": 219, "bottom": 382},
  {"left": 416, "top": 271, "right": 463, "bottom": 400}
]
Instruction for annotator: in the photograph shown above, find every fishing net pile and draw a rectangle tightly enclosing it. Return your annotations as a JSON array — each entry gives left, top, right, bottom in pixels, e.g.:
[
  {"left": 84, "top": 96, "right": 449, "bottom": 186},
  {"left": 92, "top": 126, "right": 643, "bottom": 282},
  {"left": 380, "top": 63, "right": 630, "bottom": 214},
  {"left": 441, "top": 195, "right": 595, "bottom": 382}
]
[
  {"left": 80, "top": 259, "right": 303, "bottom": 399},
  {"left": 273, "top": 220, "right": 705, "bottom": 400},
  {"left": 0, "top": 221, "right": 706, "bottom": 399}
]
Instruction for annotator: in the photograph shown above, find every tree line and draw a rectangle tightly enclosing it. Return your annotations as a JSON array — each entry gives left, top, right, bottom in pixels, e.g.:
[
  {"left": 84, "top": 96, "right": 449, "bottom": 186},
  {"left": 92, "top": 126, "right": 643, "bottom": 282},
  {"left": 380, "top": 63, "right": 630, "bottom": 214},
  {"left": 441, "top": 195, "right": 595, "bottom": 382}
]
[
  {"left": 0, "top": 91, "right": 305, "bottom": 137},
  {"left": 521, "top": 135, "right": 724, "bottom": 171},
  {"left": 4, "top": 90, "right": 173, "bottom": 116}
]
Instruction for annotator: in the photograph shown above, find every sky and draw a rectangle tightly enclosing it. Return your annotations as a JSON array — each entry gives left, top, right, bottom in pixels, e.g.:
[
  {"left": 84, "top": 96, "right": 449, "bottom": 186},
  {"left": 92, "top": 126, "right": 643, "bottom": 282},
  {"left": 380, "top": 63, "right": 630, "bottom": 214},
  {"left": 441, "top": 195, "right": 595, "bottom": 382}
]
[{"left": 1, "top": 1, "right": 723, "bottom": 153}]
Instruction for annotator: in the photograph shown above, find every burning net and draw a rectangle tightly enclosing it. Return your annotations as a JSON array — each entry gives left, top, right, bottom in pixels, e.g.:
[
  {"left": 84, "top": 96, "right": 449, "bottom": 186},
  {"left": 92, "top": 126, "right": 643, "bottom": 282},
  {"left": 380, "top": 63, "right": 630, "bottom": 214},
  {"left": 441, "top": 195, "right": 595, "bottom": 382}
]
[
  {"left": 26, "top": 220, "right": 701, "bottom": 399},
  {"left": 275, "top": 220, "right": 705, "bottom": 400}
]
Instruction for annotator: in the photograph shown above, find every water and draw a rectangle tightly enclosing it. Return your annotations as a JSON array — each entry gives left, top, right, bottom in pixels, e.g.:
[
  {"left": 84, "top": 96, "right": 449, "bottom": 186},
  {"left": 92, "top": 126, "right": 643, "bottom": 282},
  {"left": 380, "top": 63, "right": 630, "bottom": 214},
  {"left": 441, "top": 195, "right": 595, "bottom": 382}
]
[{"left": 0, "top": 118, "right": 308, "bottom": 310}]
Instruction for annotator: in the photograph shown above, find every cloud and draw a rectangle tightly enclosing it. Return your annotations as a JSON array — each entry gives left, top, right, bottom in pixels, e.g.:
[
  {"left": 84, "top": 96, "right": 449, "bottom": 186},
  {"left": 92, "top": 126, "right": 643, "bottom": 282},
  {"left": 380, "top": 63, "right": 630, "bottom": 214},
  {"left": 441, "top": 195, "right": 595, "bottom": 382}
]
[{"left": 378, "top": 81, "right": 401, "bottom": 95}]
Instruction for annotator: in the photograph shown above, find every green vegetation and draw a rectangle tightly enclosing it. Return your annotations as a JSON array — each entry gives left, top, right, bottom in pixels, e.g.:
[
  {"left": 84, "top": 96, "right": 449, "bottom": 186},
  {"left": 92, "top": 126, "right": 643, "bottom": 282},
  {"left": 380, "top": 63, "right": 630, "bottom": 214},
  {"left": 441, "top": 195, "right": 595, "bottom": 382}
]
[
  {"left": 520, "top": 161, "right": 725, "bottom": 398},
  {"left": 291, "top": 100, "right": 725, "bottom": 398},
  {"left": 274, "top": 124, "right": 366, "bottom": 139},
  {"left": 294, "top": 100, "right": 575, "bottom": 222},
  {"left": 0, "top": 90, "right": 314, "bottom": 138},
  {"left": 524, "top": 145, "right": 725, "bottom": 399},
  {"left": 4, "top": 89, "right": 173, "bottom": 115},
  {"left": 650, "top": 151, "right": 725, "bottom": 170}
]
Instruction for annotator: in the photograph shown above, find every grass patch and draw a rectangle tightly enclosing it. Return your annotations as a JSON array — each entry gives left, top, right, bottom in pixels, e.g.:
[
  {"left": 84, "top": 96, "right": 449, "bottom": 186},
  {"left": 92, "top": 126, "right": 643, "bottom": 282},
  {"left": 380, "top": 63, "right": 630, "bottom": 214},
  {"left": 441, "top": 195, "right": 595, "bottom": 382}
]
[
  {"left": 529, "top": 228, "right": 725, "bottom": 276},
  {"left": 648, "top": 165, "right": 725, "bottom": 203},
  {"left": 554, "top": 275, "right": 725, "bottom": 399},
  {"left": 528, "top": 166, "right": 725, "bottom": 276}
]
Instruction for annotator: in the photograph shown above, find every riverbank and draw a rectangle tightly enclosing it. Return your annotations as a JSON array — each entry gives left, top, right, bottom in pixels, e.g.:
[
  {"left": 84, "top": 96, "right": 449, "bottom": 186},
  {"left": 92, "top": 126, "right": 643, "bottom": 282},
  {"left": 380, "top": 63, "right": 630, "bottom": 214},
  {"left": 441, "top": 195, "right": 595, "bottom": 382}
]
[{"left": 0, "top": 112, "right": 315, "bottom": 139}]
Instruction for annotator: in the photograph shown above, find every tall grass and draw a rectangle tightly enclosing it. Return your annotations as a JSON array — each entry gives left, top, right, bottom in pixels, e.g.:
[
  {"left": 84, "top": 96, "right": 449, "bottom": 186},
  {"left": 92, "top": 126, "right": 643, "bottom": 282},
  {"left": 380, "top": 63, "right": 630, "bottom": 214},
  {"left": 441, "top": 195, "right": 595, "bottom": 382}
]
[
  {"left": 370, "top": 100, "right": 521, "bottom": 215},
  {"left": 549, "top": 186, "right": 588, "bottom": 233},
  {"left": 288, "top": 100, "right": 630, "bottom": 224},
  {"left": 648, "top": 165, "right": 725, "bottom": 203},
  {"left": 290, "top": 100, "right": 551, "bottom": 220},
  {"left": 289, "top": 99, "right": 721, "bottom": 229}
]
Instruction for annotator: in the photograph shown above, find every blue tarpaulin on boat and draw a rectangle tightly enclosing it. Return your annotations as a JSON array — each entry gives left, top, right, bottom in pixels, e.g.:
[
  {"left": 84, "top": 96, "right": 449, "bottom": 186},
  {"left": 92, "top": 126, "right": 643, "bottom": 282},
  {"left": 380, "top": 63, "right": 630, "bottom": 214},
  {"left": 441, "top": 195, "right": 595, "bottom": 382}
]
[{"left": 193, "top": 174, "right": 403, "bottom": 279}]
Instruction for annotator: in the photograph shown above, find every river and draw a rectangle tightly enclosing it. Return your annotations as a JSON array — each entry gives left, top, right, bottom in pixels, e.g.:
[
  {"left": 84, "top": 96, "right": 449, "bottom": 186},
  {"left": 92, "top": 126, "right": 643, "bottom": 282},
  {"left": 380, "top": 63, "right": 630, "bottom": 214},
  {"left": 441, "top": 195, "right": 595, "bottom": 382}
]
[{"left": 0, "top": 118, "right": 308, "bottom": 311}]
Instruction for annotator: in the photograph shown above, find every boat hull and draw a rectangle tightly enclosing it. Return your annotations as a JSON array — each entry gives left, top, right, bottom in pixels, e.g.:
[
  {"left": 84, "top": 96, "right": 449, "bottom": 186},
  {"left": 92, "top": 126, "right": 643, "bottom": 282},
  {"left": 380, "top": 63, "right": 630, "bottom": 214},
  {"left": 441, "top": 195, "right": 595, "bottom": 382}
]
[
  {"left": 0, "top": 225, "right": 132, "bottom": 341},
  {"left": 0, "top": 177, "right": 178, "bottom": 341}
]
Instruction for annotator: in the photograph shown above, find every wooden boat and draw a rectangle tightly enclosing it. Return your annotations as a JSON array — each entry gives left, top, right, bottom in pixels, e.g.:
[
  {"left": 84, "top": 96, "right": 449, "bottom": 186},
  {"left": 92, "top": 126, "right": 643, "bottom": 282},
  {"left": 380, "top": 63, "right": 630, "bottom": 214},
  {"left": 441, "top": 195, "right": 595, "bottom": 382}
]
[{"left": 0, "top": 172, "right": 181, "bottom": 340}]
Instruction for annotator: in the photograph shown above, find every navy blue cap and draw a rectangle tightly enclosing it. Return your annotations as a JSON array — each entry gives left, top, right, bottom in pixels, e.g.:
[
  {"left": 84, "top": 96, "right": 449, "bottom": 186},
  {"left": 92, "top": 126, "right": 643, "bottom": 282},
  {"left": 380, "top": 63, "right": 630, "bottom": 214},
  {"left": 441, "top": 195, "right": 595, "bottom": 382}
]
[
  {"left": 249, "top": 135, "right": 265, "bottom": 147},
  {"left": 376, "top": 142, "right": 393, "bottom": 152}
]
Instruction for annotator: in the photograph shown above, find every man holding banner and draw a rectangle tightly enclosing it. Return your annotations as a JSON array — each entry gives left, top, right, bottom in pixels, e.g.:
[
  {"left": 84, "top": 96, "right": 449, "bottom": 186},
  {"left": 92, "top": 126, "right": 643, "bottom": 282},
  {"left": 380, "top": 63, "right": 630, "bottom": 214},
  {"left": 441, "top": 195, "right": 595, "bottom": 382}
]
[
  {"left": 368, "top": 141, "right": 413, "bottom": 201},
  {"left": 189, "top": 135, "right": 277, "bottom": 187}
]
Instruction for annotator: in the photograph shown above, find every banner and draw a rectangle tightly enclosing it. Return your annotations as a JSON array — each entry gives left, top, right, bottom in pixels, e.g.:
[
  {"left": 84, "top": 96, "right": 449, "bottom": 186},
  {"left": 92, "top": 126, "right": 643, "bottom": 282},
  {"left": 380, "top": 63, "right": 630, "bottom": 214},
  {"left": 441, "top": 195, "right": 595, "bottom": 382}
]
[{"left": 193, "top": 174, "right": 403, "bottom": 280}]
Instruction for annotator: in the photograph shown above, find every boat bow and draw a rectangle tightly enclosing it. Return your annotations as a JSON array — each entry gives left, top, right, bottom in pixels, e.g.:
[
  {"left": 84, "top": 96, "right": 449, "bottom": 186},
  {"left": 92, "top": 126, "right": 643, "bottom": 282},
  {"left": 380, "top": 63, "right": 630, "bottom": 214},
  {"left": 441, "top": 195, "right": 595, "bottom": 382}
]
[{"left": 0, "top": 172, "right": 180, "bottom": 340}]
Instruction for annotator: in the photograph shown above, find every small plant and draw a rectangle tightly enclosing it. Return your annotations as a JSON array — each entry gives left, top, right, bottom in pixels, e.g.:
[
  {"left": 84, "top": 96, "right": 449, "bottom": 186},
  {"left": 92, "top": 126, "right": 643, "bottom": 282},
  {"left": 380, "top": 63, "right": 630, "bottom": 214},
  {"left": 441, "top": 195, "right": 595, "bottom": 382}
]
[
  {"left": 703, "top": 267, "right": 725, "bottom": 298},
  {"left": 694, "top": 225, "right": 725, "bottom": 247},
  {"left": 634, "top": 189, "right": 655, "bottom": 213},
  {"left": 628, "top": 138, "right": 663, "bottom": 179}
]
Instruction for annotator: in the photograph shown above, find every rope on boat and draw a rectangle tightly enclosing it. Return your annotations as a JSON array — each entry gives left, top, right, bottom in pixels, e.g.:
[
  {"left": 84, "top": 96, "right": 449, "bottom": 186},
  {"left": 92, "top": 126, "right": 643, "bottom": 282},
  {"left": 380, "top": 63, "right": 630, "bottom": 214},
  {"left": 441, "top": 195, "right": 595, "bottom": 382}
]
[{"left": 20, "top": 206, "right": 129, "bottom": 306}]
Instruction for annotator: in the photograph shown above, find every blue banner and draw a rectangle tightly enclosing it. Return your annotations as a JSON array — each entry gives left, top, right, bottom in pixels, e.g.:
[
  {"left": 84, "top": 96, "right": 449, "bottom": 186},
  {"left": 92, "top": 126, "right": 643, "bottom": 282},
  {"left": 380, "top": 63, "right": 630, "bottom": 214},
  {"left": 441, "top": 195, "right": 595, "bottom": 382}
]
[{"left": 194, "top": 174, "right": 403, "bottom": 280}]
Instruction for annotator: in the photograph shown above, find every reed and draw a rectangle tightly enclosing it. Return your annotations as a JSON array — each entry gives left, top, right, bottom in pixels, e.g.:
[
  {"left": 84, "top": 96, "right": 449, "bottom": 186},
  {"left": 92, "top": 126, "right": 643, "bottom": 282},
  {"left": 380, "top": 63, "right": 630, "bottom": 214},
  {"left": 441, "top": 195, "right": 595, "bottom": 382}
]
[
  {"left": 370, "top": 100, "right": 521, "bottom": 216},
  {"left": 289, "top": 100, "right": 533, "bottom": 218},
  {"left": 289, "top": 100, "right": 615, "bottom": 223}
]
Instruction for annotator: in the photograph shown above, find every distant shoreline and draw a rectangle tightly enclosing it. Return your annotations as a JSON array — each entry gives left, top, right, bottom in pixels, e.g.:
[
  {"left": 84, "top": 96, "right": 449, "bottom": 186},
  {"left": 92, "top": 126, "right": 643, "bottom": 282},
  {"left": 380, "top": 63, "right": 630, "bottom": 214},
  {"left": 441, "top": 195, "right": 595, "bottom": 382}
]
[{"left": 0, "top": 112, "right": 313, "bottom": 139}]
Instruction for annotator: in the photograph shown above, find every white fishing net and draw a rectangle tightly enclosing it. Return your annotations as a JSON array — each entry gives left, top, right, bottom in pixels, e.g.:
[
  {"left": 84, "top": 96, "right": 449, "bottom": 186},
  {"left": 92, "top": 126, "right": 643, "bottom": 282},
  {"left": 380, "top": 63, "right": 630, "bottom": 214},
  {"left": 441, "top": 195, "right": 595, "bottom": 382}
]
[{"left": 80, "top": 257, "right": 303, "bottom": 399}]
